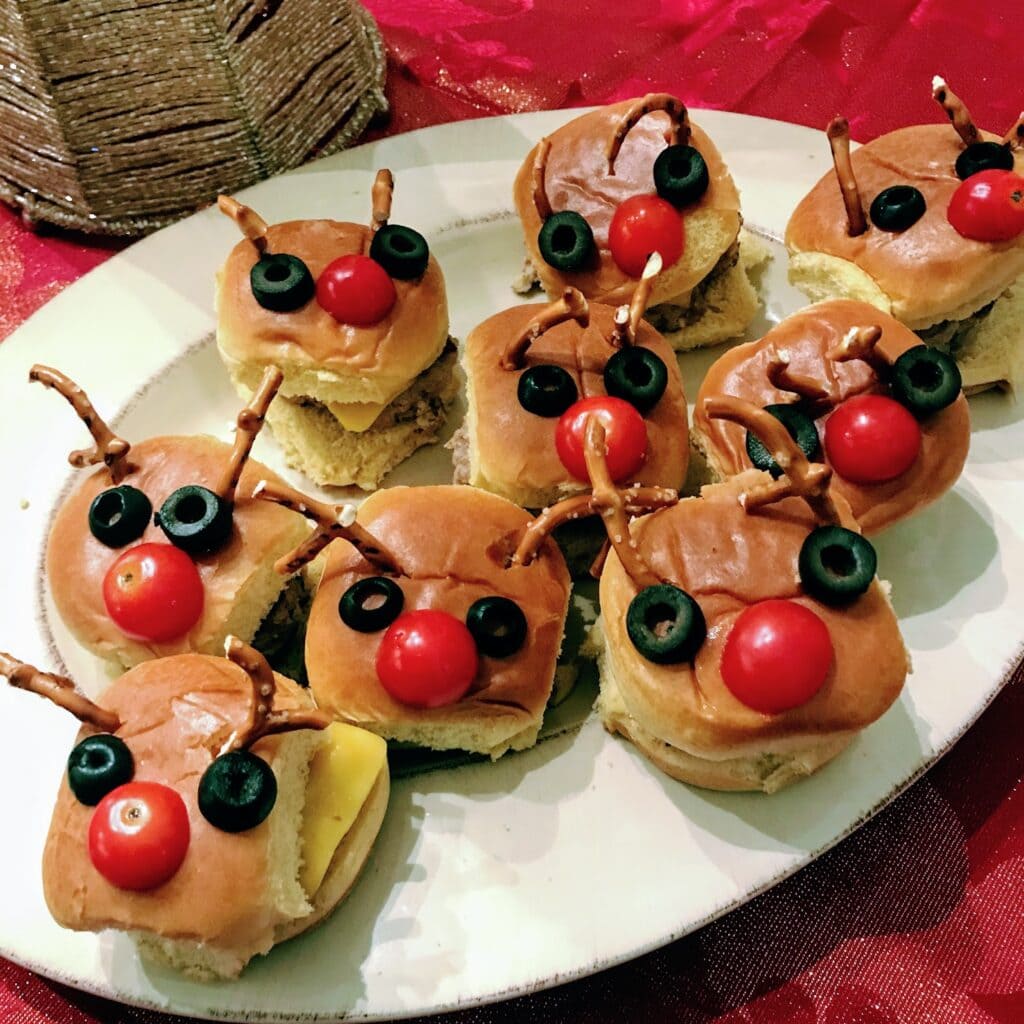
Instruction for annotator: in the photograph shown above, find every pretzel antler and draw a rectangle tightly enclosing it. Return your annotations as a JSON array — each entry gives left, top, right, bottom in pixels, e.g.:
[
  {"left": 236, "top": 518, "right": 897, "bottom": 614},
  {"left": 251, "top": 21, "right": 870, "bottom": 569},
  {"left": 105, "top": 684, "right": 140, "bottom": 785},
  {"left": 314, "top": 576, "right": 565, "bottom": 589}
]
[
  {"left": 767, "top": 347, "right": 832, "bottom": 411},
  {"left": 30, "top": 365, "right": 133, "bottom": 484},
  {"left": 826, "top": 117, "right": 867, "bottom": 237},
  {"left": 215, "top": 365, "right": 283, "bottom": 505},
  {"left": 1003, "top": 113, "right": 1024, "bottom": 151},
  {"left": 512, "top": 418, "right": 677, "bottom": 585},
  {"left": 217, "top": 195, "right": 269, "bottom": 253},
  {"left": 607, "top": 93, "right": 690, "bottom": 175},
  {"left": 826, "top": 324, "right": 888, "bottom": 370},
  {"left": 932, "top": 75, "right": 980, "bottom": 148},
  {"left": 500, "top": 288, "right": 590, "bottom": 370},
  {"left": 216, "top": 637, "right": 330, "bottom": 756},
  {"left": 1, "top": 651, "right": 119, "bottom": 732},
  {"left": 531, "top": 137, "right": 553, "bottom": 220},
  {"left": 371, "top": 168, "right": 394, "bottom": 235},
  {"left": 704, "top": 396, "right": 840, "bottom": 525},
  {"left": 251, "top": 479, "right": 404, "bottom": 576},
  {"left": 609, "top": 252, "right": 663, "bottom": 348}
]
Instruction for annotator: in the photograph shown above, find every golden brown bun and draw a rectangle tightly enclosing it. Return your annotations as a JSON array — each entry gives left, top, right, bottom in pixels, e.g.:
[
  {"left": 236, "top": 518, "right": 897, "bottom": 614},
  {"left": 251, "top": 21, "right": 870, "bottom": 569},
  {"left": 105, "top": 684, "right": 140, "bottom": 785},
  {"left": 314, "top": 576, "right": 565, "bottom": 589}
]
[
  {"left": 513, "top": 100, "right": 741, "bottom": 308},
  {"left": 216, "top": 218, "right": 450, "bottom": 407},
  {"left": 595, "top": 473, "right": 909, "bottom": 789},
  {"left": 306, "top": 486, "right": 572, "bottom": 758},
  {"left": 46, "top": 436, "right": 309, "bottom": 671},
  {"left": 785, "top": 125, "right": 1024, "bottom": 331},
  {"left": 42, "top": 655, "right": 385, "bottom": 978},
  {"left": 456, "top": 302, "right": 688, "bottom": 508},
  {"left": 691, "top": 300, "right": 970, "bottom": 535}
]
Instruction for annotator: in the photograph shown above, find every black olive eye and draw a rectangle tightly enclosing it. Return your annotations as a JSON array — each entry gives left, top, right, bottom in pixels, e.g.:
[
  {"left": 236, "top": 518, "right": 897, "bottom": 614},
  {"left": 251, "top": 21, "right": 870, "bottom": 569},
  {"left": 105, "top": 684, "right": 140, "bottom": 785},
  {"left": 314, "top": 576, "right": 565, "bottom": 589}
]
[
  {"left": 869, "top": 186, "right": 926, "bottom": 232},
  {"left": 603, "top": 347, "right": 668, "bottom": 414},
  {"left": 888, "top": 346, "right": 962, "bottom": 417},
  {"left": 250, "top": 253, "right": 315, "bottom": 312},
  {"left": 370, "top": 224, "right": 430, "bottom": 279},
  {"left": 67, "top": 735, "right": 134, "bottom": 806},
  {"left": 339, "top": 576, "right": 404, "bottom": 632},
  {"left": 626, "top": 584, "right": 706, "bottom": 664},
  {"left": 538, "top": 211, "right": 595, "bottom": 272},
  {"left": 653, "top": 144, "right": 709, "bottom": 207},
  {"left": 746, "top": 404, "right": 821, "bottom": 479},
  {"left": 799, "top": 525, "right": 877, "bottom": 606},
  {"left": 518, "top": 364, "right": 579, "bottom": 417},
  {"left": 88, "top": 485, "right": 152, "bottom": 548},
  {"left": 198, "top": 750, "right": 277, "bottom": 832},
  {"left": 466, "top": 596, "right": 528, "bottom": 658},
  {"left": 155, "top": 485, "right": 233, "bottom": 556},
  {"left": 956, "top": 140, "right": 1015, "bottom": 180}
]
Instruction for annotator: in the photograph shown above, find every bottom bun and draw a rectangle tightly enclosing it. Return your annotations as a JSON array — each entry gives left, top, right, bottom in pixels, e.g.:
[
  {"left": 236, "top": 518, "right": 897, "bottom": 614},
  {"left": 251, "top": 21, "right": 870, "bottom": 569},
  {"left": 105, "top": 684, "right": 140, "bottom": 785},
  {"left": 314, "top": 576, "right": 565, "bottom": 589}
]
[
  {"left": 647, "top": 229, "right": 770, "bottom": 351},
  {"left": 594, "top": 624, "right": 855, "bottom": 794},
  {"left": 137, "top": 768, "right": 389, "bottom": 981},
  {"left": 227, "top": 344, "right": 459, "bottom": 490}
]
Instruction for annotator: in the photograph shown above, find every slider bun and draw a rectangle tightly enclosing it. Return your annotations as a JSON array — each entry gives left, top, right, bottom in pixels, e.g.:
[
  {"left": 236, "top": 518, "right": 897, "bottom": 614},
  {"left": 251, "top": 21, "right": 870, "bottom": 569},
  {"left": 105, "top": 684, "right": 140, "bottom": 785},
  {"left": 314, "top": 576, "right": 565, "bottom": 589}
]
[
  {"left": 43, "top": 655, "right": 387, "bottom": 980},
  {"left": 46, "top": 435, "right": 309, "bottom": 671},
  {"left": 786, "top": 125, "right": 1024, "bottom": 331},
  {"left": 595, "top": 473, "right": 910, "bottom": 792},
  {"left": 691, "top": 299, "right": 970, "bottom": 535},
  {"left": 217, "top": 218, "right": 450, "bottom": 407},
  {"left": 513, "top": 100, "right": 741, "bottom": 308},
  {"left": 306, "top": 486, "right": 572, "bottom": 758},
  {"left": 457, "top": 302, "right": 689, "bottom": 508}
]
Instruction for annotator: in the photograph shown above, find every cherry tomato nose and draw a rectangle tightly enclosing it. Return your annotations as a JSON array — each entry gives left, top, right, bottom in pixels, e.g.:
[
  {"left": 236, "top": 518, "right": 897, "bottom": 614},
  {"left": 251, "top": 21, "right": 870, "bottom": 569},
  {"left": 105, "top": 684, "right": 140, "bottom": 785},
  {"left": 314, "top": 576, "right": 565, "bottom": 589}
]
[
  {"left": 555, "top": 396, "right": 648, "bottom": 482},
  {"left": 608, "top": 195, "right": 684, "bottom": 277},
  {"left": 316, "top": 254, "right": 397, "bottom": 325},
  {"left": 720, "top": 599, "right": 833, "bottom": 714},
  {"left": 88, "top": 781, "right": 190, "bottom": 891},
  {"left": 375, "top": 609, "right": 479, "bottom": 708},
  {"left": 823, "top": 394, "right": 921, "bottom": 485}
]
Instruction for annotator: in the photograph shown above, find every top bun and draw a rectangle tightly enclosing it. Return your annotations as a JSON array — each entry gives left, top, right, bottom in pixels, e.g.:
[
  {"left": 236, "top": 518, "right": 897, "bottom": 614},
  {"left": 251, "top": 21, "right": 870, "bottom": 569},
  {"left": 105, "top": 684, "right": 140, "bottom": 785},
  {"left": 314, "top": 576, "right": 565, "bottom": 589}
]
[
  {"left": 217, "top": 216, "right": 450, "bottom": 407},
  {"left": 514, "top": 97, "right": 741, "bottom": 307},
  {"left": 786, "top": 124, "right": 1024, "bottom": 330}
]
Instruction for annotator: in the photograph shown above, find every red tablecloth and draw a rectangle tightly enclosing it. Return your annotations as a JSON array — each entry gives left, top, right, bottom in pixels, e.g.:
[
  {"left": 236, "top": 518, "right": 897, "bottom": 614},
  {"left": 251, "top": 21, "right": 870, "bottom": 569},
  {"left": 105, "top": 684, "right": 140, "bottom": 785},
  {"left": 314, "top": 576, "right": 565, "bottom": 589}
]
[{"left": 3, "top": 2, "right": 1024, "bottom": 1021}]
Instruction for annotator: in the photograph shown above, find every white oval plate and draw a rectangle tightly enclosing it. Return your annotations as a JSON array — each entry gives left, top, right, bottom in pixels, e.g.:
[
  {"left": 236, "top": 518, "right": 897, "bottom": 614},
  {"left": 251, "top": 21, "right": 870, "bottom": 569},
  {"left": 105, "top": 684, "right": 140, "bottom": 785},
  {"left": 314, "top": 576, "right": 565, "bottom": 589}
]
[{"left": 1, "top": 110, "right": 1022, "bottom": 1022}]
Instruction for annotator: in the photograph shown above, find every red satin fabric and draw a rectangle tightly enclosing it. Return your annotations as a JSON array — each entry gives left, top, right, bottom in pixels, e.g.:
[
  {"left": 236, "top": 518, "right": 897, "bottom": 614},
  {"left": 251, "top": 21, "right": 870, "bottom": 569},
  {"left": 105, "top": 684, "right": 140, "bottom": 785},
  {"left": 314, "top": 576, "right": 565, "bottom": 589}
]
[{"left": 3, "top": 1, "right": 1024, "bottom": 1021}]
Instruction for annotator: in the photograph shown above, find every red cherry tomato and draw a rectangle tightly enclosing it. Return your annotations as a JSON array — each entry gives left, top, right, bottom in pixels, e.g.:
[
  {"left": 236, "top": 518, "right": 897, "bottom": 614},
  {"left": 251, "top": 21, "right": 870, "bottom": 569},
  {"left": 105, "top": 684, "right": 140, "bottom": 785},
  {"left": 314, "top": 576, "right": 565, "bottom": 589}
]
[
  {"left": 608, "top": 195, "right": 684, "bottom": 276},
  {"left": 823, "top": 394, "right": 921, "bottom": 485},
  {"left": 316, "top": 254, "right": 397, "bottom": 325},
  {"left": 102, "top": 543, "right": 204, "bottom": 643},
  {"left": 88, "top": 781, "right": 190, "bottom": 890},
  {"left": 555, "top": 396, "right": 648, "bottom": 483},
  {"left": 376, "top": 609, "right": 479, "bottom": 708},
  {"left": 947, "top": 169, "right": 1024, "bottom": 242},
  {"left": 721, "top": 600, "right": 834, "bottom": 714}
]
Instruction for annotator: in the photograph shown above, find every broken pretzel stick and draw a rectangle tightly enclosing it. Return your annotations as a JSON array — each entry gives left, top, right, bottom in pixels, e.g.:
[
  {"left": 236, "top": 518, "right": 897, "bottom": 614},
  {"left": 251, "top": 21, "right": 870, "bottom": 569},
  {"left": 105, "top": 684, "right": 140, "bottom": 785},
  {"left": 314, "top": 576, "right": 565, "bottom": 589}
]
[
  {"left": 251, "top": 479, "right": 404, "bottom": 576},
  {"left": 767, "top": 348, "right": 832, "bottom": 410},
  {"left": 30, "top": 365, "right": 132, "bottom": 485},
  {"left": 217, "top": 195, "right": 269, "bottom": 253},
  {"left": 371, "top": 168, "right": 394, "bottom": 234},
  {"left": 501, "top": 287, "right": 590, "bottom": 370},
  {"left": 932, "top": 75, "right": 980, "bottom": 148},
  {"left": 531, "top": 137, "right": 553, "bottom": 221},
  {"left": 1, "top": 651, "right": 120, "bottom": 732},
  {"left": 607, "top": 94, "right": 690, "bottom": 176},
  {"left": 214, "top": 365, "right": 284, "bottom": 506},
  {"left": 827, "top": 117, "right": 867, "bottom": 237}
]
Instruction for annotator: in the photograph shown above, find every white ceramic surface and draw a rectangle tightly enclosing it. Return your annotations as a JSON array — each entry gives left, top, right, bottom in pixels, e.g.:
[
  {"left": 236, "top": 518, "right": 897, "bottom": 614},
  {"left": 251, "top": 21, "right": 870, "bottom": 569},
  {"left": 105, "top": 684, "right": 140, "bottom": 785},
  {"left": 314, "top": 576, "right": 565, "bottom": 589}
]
[{"left": 0, "top": 109, "right": 1021, "bottom": 1022}]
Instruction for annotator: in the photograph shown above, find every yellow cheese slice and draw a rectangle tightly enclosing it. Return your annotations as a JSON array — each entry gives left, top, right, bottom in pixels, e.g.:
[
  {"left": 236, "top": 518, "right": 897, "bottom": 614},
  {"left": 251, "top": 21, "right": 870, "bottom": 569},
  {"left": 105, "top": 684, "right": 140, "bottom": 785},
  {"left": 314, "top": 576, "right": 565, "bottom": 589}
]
[
  {"left": 299, "top": 722, "right": 387, "bottom": 895},
  {"left": 325, "top": 400, "right": 386, "bottom": 433}
]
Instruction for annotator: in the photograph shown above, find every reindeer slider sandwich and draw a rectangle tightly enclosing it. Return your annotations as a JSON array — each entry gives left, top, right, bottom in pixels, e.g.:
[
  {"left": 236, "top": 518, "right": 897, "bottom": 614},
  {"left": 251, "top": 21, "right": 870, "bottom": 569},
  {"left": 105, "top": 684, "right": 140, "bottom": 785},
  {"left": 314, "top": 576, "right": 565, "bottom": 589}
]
[
  {"left": 36, "top": 365, "right": 310, "bottom": 674},
  {"left": 3, "top": 640, "right": 389, "bottom": 980},
  {"left": 691, "top": 300, "right": 970, "bottom": 535},
  {"left": 251, "top": 480, "right": 573, "bottom": 759},
  {"left": 216, "top": 170, "right": 458, "bottom": 488},
  {"left": 553, "top": 408, "right": 908, "bottom": 793},
  {"left": 513, "top": 94, "right": 766, "bottom": 351},
  {"left": 786, "top": 79, "right": 1024, "bottom": 391},
  {"left": 451, "top": 269, "right": 689, "bottom": 511}
]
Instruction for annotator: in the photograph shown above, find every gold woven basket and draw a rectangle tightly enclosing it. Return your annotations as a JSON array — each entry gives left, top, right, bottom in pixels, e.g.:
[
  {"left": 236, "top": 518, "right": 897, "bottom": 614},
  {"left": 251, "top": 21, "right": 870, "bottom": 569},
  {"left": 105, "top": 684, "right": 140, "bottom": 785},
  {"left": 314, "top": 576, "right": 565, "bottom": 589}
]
[{"left": 0, "top": 0, "right": 387, "bottom": 235}]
